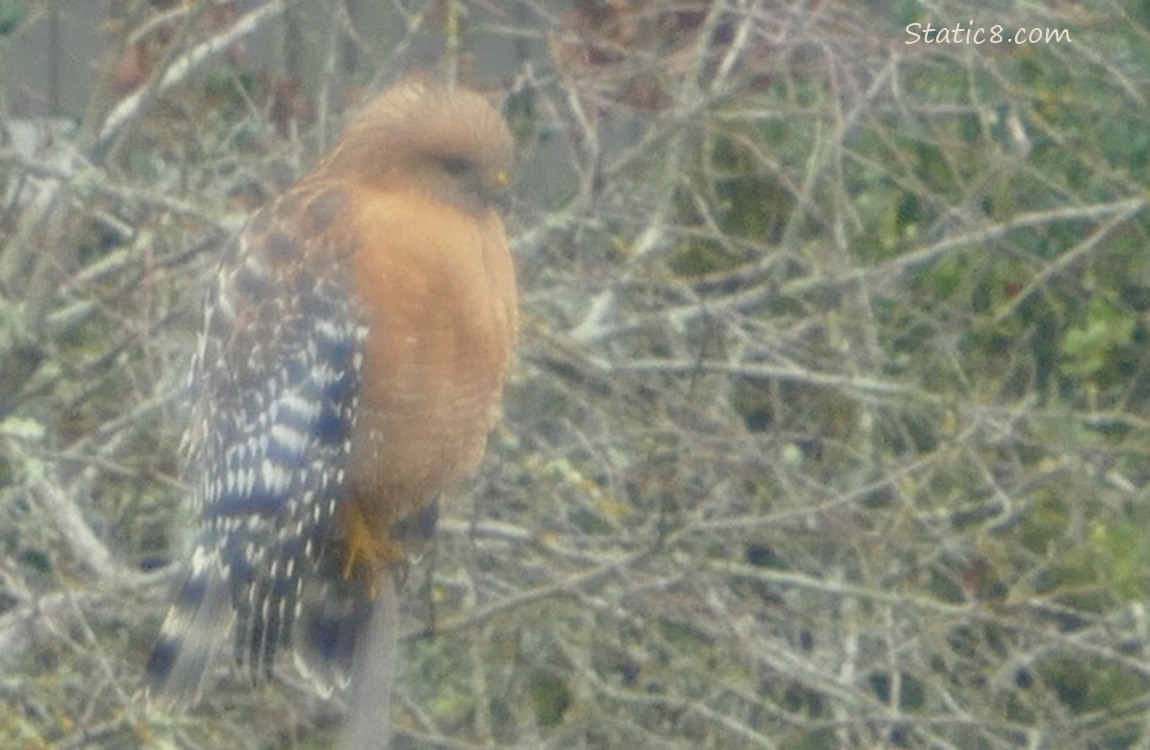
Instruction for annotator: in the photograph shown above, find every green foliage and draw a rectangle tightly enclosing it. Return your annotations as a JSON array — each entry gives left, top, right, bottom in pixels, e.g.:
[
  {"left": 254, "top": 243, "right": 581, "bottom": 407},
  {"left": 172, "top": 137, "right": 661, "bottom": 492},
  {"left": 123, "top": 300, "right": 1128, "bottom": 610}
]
[
  {"left": 1089, "top": 518, "right": 1150, "bottom": 601},
  {"left": 0, "top": 0, "right": 25, "bottom": 37},
  {"left": 1061, "top": 297, "right": 1138, "bottom": 380},
  {"left": 529, "top": 669, "right": 572, "bottom": 727}
]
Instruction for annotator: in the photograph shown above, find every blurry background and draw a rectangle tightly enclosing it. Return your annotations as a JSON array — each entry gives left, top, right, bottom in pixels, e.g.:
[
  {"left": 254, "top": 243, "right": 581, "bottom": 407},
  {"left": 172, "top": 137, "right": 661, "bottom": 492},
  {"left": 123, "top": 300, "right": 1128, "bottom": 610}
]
[{"left": 2, "top": 1, "right": 1150, "bottom": 748}]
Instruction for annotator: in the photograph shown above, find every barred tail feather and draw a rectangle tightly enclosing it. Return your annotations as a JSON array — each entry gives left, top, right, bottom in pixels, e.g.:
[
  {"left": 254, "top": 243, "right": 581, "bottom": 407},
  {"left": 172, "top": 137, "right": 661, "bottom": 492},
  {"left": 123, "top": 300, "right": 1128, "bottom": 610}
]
[
  {"left": 291, "top": 544, "right": 375, "bottom": 695},
  {"left": 145, "top": 548, "right": 233, "bottom": 706}
]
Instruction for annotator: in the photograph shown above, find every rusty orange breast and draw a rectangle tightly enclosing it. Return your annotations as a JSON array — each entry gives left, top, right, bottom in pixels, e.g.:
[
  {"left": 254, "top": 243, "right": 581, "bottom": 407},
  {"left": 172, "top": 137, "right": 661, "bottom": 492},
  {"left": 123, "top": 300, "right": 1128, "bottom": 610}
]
[{"left": 345, "top": 188, "right": 518, "bottom": 524}]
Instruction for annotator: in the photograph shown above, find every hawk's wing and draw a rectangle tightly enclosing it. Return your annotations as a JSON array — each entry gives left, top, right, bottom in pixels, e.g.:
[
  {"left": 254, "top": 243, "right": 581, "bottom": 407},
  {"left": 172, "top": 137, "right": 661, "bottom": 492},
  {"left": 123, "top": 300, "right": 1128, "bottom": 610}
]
[{"left": 147, "top": 185, "right": 372, "bottom": 702}]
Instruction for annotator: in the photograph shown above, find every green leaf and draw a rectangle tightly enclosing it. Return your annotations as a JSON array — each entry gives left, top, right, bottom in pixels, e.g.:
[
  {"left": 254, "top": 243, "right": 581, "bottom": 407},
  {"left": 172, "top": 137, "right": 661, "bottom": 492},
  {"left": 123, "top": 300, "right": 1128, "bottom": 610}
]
[
  {"left": 1060, "top": 298, "right": 1136, "bottom": 378},
  {"left": 0, "top": 0, "right": 26, "bottom": 36}
]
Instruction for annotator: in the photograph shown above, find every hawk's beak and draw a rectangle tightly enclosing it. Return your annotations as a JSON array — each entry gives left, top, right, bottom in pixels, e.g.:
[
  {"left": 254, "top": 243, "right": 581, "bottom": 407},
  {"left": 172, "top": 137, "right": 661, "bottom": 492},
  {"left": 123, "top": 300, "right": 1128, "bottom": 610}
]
[{"left": 490, "top": 170, "right": 512, "bottom": 212}]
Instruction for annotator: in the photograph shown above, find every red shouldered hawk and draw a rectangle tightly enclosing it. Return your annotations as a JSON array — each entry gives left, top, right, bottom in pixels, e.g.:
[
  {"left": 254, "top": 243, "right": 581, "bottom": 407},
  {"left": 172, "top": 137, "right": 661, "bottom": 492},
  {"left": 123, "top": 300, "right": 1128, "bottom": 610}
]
[{"left": 146, "top": 80, "right": 517, "bottom": 714}]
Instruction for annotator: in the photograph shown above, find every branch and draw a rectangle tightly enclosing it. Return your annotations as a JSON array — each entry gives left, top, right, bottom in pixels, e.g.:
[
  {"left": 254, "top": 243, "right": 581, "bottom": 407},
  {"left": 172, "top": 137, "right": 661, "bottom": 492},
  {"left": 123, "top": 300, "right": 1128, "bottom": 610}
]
[{"left": 96, "top": 0, "right": 295, "bottom": 152}]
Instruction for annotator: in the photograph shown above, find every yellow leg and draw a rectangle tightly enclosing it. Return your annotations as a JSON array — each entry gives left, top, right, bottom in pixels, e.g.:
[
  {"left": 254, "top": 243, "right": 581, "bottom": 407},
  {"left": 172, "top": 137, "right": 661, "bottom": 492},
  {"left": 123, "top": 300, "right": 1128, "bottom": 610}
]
[{"left": 338, "top": 501, "right": 406, "bottom": 597}]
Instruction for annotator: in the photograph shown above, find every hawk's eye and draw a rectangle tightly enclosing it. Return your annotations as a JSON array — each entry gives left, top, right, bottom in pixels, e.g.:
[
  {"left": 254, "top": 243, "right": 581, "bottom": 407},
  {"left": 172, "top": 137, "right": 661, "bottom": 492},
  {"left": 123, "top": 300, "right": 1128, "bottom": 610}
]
[{"left": 440, "top": 156, "right": 475, "bottom": 176}]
